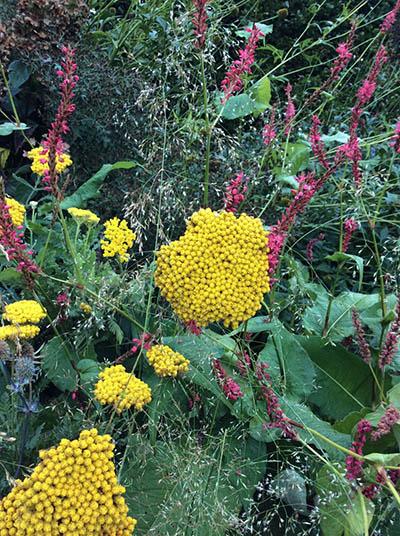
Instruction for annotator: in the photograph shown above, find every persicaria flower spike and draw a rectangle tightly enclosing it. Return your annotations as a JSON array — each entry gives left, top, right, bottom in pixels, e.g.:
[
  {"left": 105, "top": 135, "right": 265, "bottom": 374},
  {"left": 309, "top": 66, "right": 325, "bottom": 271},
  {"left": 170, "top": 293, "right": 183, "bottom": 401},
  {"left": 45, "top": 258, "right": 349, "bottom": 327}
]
[
  {"left": 284, "top": 83, "right": 295, "bottom": 135},
  {"left": 131, "top": 332, "right": 153, "bottom": 353},
  {"left": 310, "top": 115, "right": 329, "bottom": 168},
  {"left": 342, "top": 218, "right": 358, "bottom": 252},
  {"left": 379, "top": 295, "right": 400, "bottom": 369},
  {"left": 306, "top": 233, "right": 324, "bottom": 262},
  {"left": 345, "top": 418, "right": 372, "bottom": 481},
  {"left": 351, "top": 308, "right": 371, "bottom": 364},
  {"left": 192, "top": 0, "right": 209, "bottom": 49},
  {"left": 371, "top": 405, "right": 400, "bottom": 441},
  {"left": 224, "top": 172, "right": 248, "bottom": 213},
  {"left": 391, "top": 121, "right": 400, "bottom": 154},
  {"left": 380, "top": 0, "right": 400, "bottom": 33},
  {"left": 212, "top": 359, "right": 243, "bottom": 401},
  {"left": 221, "top": 25, "right": 264, "bottom": 103},
  {"left": 262, "top": 106, "right": 277, "bottom": 146}
]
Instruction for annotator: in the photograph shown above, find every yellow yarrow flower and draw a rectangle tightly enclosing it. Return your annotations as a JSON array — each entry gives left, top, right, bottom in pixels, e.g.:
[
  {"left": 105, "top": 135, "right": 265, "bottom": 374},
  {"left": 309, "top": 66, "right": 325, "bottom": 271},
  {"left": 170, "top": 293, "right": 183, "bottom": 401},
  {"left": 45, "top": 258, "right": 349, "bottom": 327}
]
[
  {"left": 5, "top": 197, "right": 25, "bottom": 227},
  {"left": 27, "top": 146, "right": 72, "bottom": 176},
  {"left": 67, "top": 207, "right": 100, "bottom": 226},
  {"left": 155, "top": 208, "right": 270, "bottom": 328},
  {"left": 79, "top": 302, "right": 93, "bottom": 314},
  {"left": 0, "top": 324, "right": 40, "bottom": 340},
  {"left": 0, "top": 428, "right": 137, "bottom": 535},
  {"left": 3, "top": 300, "right": 46, "bottom": 325},
  {"left": 94, "top": 364, "right": 151, "bottom": 413},
  {"left": 100, "top": 218, "right": 136, "bottom": 263},
  {"left": 147, "top": 344, "right": 189, "bottom": 377}
]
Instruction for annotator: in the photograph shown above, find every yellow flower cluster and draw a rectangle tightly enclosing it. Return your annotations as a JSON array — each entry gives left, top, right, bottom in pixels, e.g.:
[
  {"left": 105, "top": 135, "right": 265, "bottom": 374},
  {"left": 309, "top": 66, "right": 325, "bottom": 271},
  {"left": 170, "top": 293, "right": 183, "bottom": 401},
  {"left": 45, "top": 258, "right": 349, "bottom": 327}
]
[
  {"left": 100, "top": 218, "right": 136, "bottom": 263},
  {"left": 27, "top": 146, "right": 72, "bottom": 176},
  {"left": 5, "top": 197, "right": 25, "bottom": 227},
  {"left": 0, "top": 324, "right": 40, "bottom": 340},
  {"left": 155, "top": 209, "right": 270, "bottom": 328},
  {"left": 80, "top": 302, "right": 93, "bottom": 314},
  {"left": 67, "top": 207, "right": 100, "bottom": 226},
  {"left": 0, "top": 300, "right": 46, "bottom": 340},
  {"left": 94, "top": 365, "right": 151, "bottom": 413},
  {"left": 3, "top": 300, "right": 46, "bottom": 325},
  {"left": 147, "top": 344, "right": 189, "bottom": 377},
  {"left": 0, "top": 428, "right": 137, "bottom": 535}
]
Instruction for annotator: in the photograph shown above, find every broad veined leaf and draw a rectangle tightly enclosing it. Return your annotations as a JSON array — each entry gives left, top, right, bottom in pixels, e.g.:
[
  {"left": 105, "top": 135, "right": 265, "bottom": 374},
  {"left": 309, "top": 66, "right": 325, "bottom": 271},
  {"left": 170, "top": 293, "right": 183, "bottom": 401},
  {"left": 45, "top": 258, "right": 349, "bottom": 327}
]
[
  {"left": 326, "top": 252, "right": 364, "bottom": 291},
  {"left": 0, "top": 122, "right": 28, "bottom": 136},
  {"left": 300, "top": 336, "right": 373, "bottom": 420},
  {"left": 60, "top": 161, "right": 137, "bottom": 209},
  {"left": 42, "top": 336, "right": 77, "bottom": 391}
]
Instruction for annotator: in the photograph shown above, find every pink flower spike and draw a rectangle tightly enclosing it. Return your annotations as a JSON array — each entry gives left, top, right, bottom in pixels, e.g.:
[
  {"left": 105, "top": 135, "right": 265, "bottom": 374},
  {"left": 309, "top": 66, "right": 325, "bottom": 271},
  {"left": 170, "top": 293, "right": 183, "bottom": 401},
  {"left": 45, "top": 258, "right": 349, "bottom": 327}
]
[
  {"left": 221, "top": 25, "right": 264, "bottom": 103},
  {"left": 310, "top": 115, "right": 329, "bottom": 168},
  {"left": 342, "top": 218, "right": 359, "bottom": 253},
  {"left": 284, "top": 83, "right": 296, "bottom": 135},
  {"left": 380, "top": 0, "right": 400, "bottom": 33},
  {"left": 379, "top": 295, "right": 400, "bottom": 369},
  {"left": 224, "top": 172, "right": 249, "bottom": 213},
  {"left": 351, "top": 308, "right": 371, "bottom": 364},
  {"left": 371, "top": 405, "right": 400, "bottom": 440},
  {"left": 263, "top": 106, "right": 277, "bottom": 146},
  {"left": 192, "top": 0, "right": 209, "bottom": 49},
  {"left": 212, "top": 359, "right": 244, "bottom": 401},
  {"left": 345, "top": 418, "right": 372, "bottom": 481},
  {"left": 391, "top": 121, "right": 400, "bottom": 154}
]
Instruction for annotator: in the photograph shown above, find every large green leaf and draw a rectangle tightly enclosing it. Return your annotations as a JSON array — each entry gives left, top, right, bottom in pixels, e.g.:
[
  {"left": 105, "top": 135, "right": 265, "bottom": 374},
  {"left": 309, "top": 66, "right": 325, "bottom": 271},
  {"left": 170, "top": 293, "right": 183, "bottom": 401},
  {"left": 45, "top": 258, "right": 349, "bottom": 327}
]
[
  {"left": 300, "top": 336, "right": 373, "bottom": 420},
  {"left": 220, "top": 94, "right": 256, "bottom": 120},
  {"left": 326, "top": 252, "right": 364, "bottom": 291},
  {"left": 42, "top": 336, "right": 77, "bottom": 391},
  {"left": 0, "top": 122, "right": 28, "bottom": 136},
  {"left": 60, "top": 161, "right": 137, "bottom": 209},
  {"left": 303, "top": 289, "right": 380, "bottom": 341},
  {"left": 259, "top": 319, "right": 316, "bottom": 400},
  {"left": 219, "top": 76, "right": 271, "bottom": 120}
]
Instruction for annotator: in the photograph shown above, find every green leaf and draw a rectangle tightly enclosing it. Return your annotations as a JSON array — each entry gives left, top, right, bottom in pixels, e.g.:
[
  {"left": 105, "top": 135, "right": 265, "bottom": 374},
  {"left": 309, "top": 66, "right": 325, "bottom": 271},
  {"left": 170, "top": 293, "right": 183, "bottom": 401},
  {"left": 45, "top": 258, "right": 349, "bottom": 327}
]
[
  {"left": 249, "top": 412, "right": 282, "bottom": 443},
  {"left": 8, "top": 60, "right": 30, "bottom": 92},
  {"left": 0, "top": 268, "right": 22, "bottom": 285},
  {"left": 236, "top": 23, "right": 273, "bottom": 38},
  {"left": 363, "top": 452, "right": 400, "bottom": 465},
  {"left": 270, "top": 469, "right": 308, "bottom": 514},
  {"left": 42, "top": 336, "right": 77, "bottom": 391},
  {"left": 334, "top": 409, "right": 370, "bottom": 434},
  {"left": 326, "top": 252, "right": 364, "bottom": 291},
  {"left": 300, "top": 336, "right": 373, "bottom": 420},
  {"left": 0, "top": 122, "right": 28, "bottom": 136},
  {"left": 60, "top": 161, "right": 137, "bottom": 209},
  {"left": 220, "top": 94, "right": 256, "bottom": 120},
  {"left": 303, "top": 289, "right": 380, "bottom": 341},
  {"left": 259, "top": 319, "right": 316, "bottom": 400},
  {"left": 77, "top": 359, "right": 100, "bottom": 385},
  {"left": 388, "top": 383, "right": 400, "bottom": 408},
  {"left": 248, "top": 76, "right": 271, "bottom": 114}
]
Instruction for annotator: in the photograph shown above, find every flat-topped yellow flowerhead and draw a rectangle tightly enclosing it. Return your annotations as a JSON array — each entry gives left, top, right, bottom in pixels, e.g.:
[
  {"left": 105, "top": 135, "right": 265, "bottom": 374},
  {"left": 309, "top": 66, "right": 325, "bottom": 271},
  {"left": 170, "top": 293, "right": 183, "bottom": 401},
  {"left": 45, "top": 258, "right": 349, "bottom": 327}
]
[
  {"left": 3, "top": 300, "right": 46, "bottom": 325},
  {"left": 94, "top": 364, "right": 151, "bottom": 413},
  {"left": 155, "top": 208, "right": 270, "bottom": 328},
  {"left": 0, "top": 324, "right": 40, "bottom": 340},
  {"left": 147, "top": 344, "right": 189, "bottom": 377},
  {"left": 67, "top": 207, "right": 100, "bottom": 226},
  {"left": 27, "top": 146, "right": 72, "bottom": 176},
  {"left": 5, "top": 197, "right": 26, "bottom": 227},
  {"left": 100, "top": 218, "right": 136, "bottom": 263},
  {"left": 0, "top": 428, "right": 137, "bottom": 535}
]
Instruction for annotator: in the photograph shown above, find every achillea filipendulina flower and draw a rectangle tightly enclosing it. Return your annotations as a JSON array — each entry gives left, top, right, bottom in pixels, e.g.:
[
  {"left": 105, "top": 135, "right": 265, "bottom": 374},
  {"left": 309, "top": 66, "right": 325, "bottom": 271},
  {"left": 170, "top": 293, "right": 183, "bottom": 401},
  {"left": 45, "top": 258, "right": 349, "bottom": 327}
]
[
  {"left": 378, "top": 296, "right": 400, "bottom": 369},
  {"left": 351, "top": 308, "right": 371, "bottom": 364},
  {"left": 306, "top": 233, "right": 324, "bottom": 262},
  {"left": 5, "top": 197, "right": 25, "bottom": 227},
  {"left": 67, "top": 207, "right": 100, "bottom": 226},
  {"left": 380, "top": 0, "right": 400, "bottom": 33},
  {"left": 221, "top": 25, "right": 264, "bottom": 103},
  {"left": 0, "top": 428, "right": 136, "bottom": 535},
  {"left": 342, "top": 218, "right": 359, "bottom": 252},
  {"left": 224, "top": 172, "right": 248, "bottom": 213},
  {"left": 284, "top": 83, "right": 296, "bottom": 135},
  {"left": 155, "top": 209, "right": 270, "bottom": 328},
  {"left": 345, "top": 418, "right": 372, "bottom": 481},
  {"left": 146, "top": 344, "right": 189, "bottom": 377},
  {"left": 94, "top": 365, "right": 151, "bottom": 412},
  {"left": 262, "top": 106, "right": 277, "bottom": 146},
  {"left": 256, "top": 362, "right": 297, "bottom": 440},
  {"left": 100, "top": 218, "right": 136, "bottom": 263},
  {"left": 0, "top": 324, "right": 40, "bottom": 340},
  {"left": 371, "top": 405, "right": 400, "bottom": 441},
  {"left": 0, "top": 196, "right": 39, "bottom": 281},
  {"left": 27, "top": 146, "right": 72, "bottom": 177},
  {"left": 213, "top": 359, "right": 243, "bottom": 400},
  {"left": 3, "top": 300, "right": 46, "bottom": 325},
  {"left": 310, "top": 115, "right": 329, "bottom": 169},
  {"left": 79, "top": 302, "right": 92, "bottom": 315},
  {"left": 192, "top": 0, "right": 209, "bottom": 49}
]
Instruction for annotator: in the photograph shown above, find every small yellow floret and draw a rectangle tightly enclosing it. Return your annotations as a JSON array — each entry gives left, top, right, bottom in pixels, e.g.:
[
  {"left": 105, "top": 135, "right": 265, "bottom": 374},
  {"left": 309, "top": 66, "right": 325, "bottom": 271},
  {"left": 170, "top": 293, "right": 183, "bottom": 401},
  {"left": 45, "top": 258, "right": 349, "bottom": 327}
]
[
  {"left": 67, "top": 207, "right": 100, "bottom": 226},
  {"left": 3, "top": 300, "right": 46, "bottom": 325},
  {"left": 147, "top": 344, "right": 189, "bottom": 377},
  {"left": 100, "top": 218, "right": 136, "bottom": 263},
  {"left": 27, "top": 146, "right": 72, "bottom": 176},
  {"left": 5, "top": 197, "right": 26, "bottom": 227},
  {"left": 0, "top": 324, "right": 40, "bottom": 340},
  {"left": 155, "top": 209, "right": 270, "bottom": 328},
  {"left": 0, "top": 428, "right": 137, "bottom": 535},
  {"left": 94, "top": 365, "right": 151, "bottom": 412},
  {"left": 79, "top": 302, "right": 92, "bottom": 314}
]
